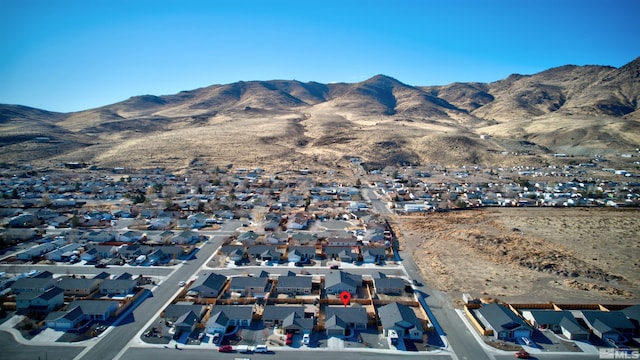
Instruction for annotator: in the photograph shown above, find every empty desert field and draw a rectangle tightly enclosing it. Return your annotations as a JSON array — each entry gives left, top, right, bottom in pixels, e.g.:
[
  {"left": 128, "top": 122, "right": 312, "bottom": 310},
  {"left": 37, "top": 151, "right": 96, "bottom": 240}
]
[{"left": 398, "top": 207, "right": 640, "bottom": 305}]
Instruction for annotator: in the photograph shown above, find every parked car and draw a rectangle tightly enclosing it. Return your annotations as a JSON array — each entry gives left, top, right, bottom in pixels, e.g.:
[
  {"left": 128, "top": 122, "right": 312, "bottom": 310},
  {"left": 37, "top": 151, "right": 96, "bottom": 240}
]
[
  {"left": 302, "top": 333, "right": 310, "bottom": 345},
  {"left": 515, "top": 350, "right": 530, "bottom": 359},
  {"left": 218, "top": 345, "right": 233, "bottom": 352},
  {"left": 253, "top": 344, "right": 268, "bottom": 353},
  {"left": 286, "top": 333, "right": 293, "bottom": 345},
  {"left": 95, "top": 263, "right": 107, "bottom": 268}
]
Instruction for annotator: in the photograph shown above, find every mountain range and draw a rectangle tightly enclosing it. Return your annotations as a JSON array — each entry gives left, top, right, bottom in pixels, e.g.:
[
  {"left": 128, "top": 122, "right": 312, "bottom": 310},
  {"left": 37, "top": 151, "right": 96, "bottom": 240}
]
[{"left": 1, "top": 57, "right": 639, "bottom": 171}]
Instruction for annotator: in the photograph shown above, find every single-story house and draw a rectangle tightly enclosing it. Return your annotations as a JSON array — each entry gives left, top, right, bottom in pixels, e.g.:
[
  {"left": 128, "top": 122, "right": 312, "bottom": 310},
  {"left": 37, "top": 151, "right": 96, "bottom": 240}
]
[
  {"left": 99, "top": 279, "right": 137, "bottom": 296},
  {"left": 175, "top": 310, "right": 199, "bottom": 335},
  {"left": 622, "top": 304, "right": 640, "bottom": 331},
  {"left": 275, "top": 274, "right": 312, "bottom": 296},
  {"left": 262, "top": 305, "right": 306, "bottom": 326},
  {"left": 581, "top": 310, "right": 635, "bottom": 342},
  {"left": 325, "top": 271, "right": 362, "bottom": 296},
  {"left": 163, "top": 304, "right": 207, "bottom": 323},
  {"left": 286, "top": 246, "right": 316, "bottom": 263},
  {"left": 324, "top": 306, "right": 368, "bottom": 337},
  {"left": 324, "top": 246, "right": 359, "bottom": 262},
  {"left": 372, "top": 273, "right": 405, "bottom": 295},
  {"left": 220, "top": 245, "right": 246, "bottom": 262},
  {"left": 361, "top": 246, "right": 386, "bottom": 263},
  {"left": 522, "top": 310, "right": 589, "bottom": 340},
  {"left": 205, "top": 305, "right": 254, "bottom": 334},
  {"left": 16, "top": 243, "right": 57, "bottom": 261},
  {"left": 58, "top": 277, "right": 101, "bottom": 297},
  {"left": 247, "top": 245, "right": 282, "bottom": 262},
  {"left": 228, "top": 275, "right": 270, "bottom": 298},
  {"left": 476, "top": 303, "right": 532, "bottom": 341},
  {"left": 377, "top": 302, "right": 423, "bottom": 341},
  {"left": 46, "top": 300, "right": 118, "bottom": 330},
  {"left": 187, "top": 272, "right": 227, "bottom": 298}
]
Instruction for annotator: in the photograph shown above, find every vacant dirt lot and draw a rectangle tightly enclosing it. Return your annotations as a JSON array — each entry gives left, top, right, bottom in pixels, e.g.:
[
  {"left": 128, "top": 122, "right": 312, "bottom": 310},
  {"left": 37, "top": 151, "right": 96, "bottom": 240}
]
[{"left": 398, "top": 207, "right": 640, "bottom": 305}]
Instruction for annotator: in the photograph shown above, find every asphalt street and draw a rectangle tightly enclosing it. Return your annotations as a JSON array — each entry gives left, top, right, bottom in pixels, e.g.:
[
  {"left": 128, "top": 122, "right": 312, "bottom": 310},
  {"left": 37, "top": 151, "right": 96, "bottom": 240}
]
[{"left": 75, "top": 233, "right": 227, "bottom": 360}]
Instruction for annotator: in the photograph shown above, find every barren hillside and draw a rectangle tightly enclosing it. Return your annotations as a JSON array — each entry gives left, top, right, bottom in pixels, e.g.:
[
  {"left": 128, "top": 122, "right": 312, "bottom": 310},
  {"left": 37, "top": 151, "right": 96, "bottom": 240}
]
[{"left": 1, "top": 57, "right": 639, "bottom": 170}]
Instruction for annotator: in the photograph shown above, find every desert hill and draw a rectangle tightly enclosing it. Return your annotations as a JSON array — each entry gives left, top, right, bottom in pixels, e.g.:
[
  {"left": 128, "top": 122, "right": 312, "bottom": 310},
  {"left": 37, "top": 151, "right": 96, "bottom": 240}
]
[{"left": 1, "top": 57, "right": 639, "bottom": 171}]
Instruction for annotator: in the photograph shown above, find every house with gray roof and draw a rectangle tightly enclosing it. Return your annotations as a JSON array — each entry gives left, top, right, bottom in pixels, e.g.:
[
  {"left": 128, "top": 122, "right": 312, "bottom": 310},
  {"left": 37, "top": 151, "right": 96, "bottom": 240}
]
[
  {"left": 187, "top": 272, "right": 227, "bottom": 298},
  {"left": 205, "top": 305, "right": 254, "bottom": 334},
  {"left": 325, "top": 271, "right": 362, "bottom": 296},
  {"left": 46, "top": 300, "right": 118, "bottom": 330},
  {"left": 45, "top": 243, "right": 83, "bottom": 262},
  {"left": 281, "top": 309, "right": 314, "bottom": 334},
  {"left": 286, "top": 246, "right": 316, "bottom": 263},
  {"left": 83, "top": 230, "right": 116, "bottom": 243},
  {"left": 377, "top": 302, "right": 423, "bottom": 341},
  {"left": 372, "top": 273, "right": 405, "bottom": 295},
  {"left": 262, "top": 305, "right": 305, "bottom": 325},
  {"left": 171, "top": 231, "right": 200, "bottom": 245},
  {"left": 16, "top": 242, "right": 57, "bottom": 261},
  {"left": 163, "top": 304, "right": 207, "bottom": 323},
  {"left": 581, "top": 310, "right": 635, "bottom": 342},
  {"left": 622, "top": 304, "right": 640, "bottom": 330},
  {"left": 522, "top": 310, "right": 588, "bottom": 340},
  {"left": 45, "top": 306, "right": 84, "bottom": 331},
  {"left": 236, "top": 231, "right": 260, "bottom": 247},
  {"left": 324, "top": 306, "right": 368, "bottom": 337},
  {"left": 58, "top": 277, "right": 101, "bottom": 297},
  {"left": 476, "top": 303, "right": 532, "bottom": 341},
  {"left": 247, "top": 245, "right": 282, "bottom": 262},
  {"left": 99, "top": 279, "right": 137, "bottom": 296},
  {"left": 175, "top": 310, "right": 199, "bottom": 335},
  {"left": 324, "top": 246, "right": 359, "bottom": 262},
  {"left": 11, "top": 277, "right": 56, "bottom": 294},
  {"left": 16, "top": 286, "right": 64, "bottom": 315},
  {"left": 275, "top": 274, "right": 312, "bottom": 296},
  {"left": 66, "top": 300, "right": 119, "bottom": 321},
  {"left": 220, "top": 245, "right": 246, "bottom": 262},
  {"left": 228, "top": 275, "right": 270, "bottom": 298},
  {"left": 361, "top": 246, "right": 387, "bottom": 263}
]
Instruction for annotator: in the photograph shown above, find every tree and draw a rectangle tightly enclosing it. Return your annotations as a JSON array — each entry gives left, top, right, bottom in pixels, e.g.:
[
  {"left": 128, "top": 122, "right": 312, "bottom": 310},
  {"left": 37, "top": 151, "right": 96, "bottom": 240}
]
[
  {"left": 41, "top": 194, "right": 52, "bottom": 207},
  {"left": 70, "top": 215, "right": 81, "bottom": 228}
]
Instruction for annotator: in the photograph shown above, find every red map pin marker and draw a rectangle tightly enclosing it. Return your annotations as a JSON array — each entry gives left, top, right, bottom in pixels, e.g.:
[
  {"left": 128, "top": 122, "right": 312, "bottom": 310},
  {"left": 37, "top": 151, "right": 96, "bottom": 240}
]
[{"left": 339, "top": 291, "right": 351, "bottom": 307}]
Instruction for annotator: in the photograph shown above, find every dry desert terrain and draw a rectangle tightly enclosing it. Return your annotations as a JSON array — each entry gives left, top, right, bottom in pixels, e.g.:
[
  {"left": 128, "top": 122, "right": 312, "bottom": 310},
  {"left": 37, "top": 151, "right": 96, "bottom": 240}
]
[{"left": 397, "top": 207, "right": 640, "bottom": 305}]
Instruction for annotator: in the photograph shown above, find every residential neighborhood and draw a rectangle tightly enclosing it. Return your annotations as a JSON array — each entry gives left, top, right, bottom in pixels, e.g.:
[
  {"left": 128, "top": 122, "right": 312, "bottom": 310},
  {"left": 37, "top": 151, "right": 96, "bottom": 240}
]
[{"left": 0, "top": 161, "right": 638, "bottom": 359}]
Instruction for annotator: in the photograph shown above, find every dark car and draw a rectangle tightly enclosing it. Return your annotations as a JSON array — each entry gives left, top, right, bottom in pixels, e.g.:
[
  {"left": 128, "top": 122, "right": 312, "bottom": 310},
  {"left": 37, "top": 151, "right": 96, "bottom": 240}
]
[{"left": 95, "top": 263, "right": 108, "bottom": 268}]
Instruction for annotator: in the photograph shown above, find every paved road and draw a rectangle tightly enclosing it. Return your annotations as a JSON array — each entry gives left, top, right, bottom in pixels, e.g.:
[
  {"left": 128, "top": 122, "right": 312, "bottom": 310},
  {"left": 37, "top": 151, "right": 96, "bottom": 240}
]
[
  {"left": 74, "top": 235, "right": 226, "bottom": 360},
  {"left": 0, "top": 332, "right": 83, "bottom": 360},
  {"left": 119, "top": 348, "right": 454, "bottom": 360},
  {"left": 362, "top": 186, "right": 491, "bottom": 360}
]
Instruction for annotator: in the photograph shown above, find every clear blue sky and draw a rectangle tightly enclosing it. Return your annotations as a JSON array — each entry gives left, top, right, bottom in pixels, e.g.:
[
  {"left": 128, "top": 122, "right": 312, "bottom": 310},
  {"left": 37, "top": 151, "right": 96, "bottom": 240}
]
[{"left": 1, "top": 0, "right": 638, "bottom": 112}]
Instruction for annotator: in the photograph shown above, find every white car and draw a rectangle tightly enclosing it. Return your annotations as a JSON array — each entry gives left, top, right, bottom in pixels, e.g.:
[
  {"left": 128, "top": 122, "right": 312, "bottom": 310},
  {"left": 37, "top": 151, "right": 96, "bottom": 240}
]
[
  {"left": 302, "top": 333, "right": 310, "bottom": 345},
  {"left": 253, "top": 344, "right": 268, "bottom": 353},
  {"left": 178, "top": 281, "right": 186, "bottom": 287}
]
